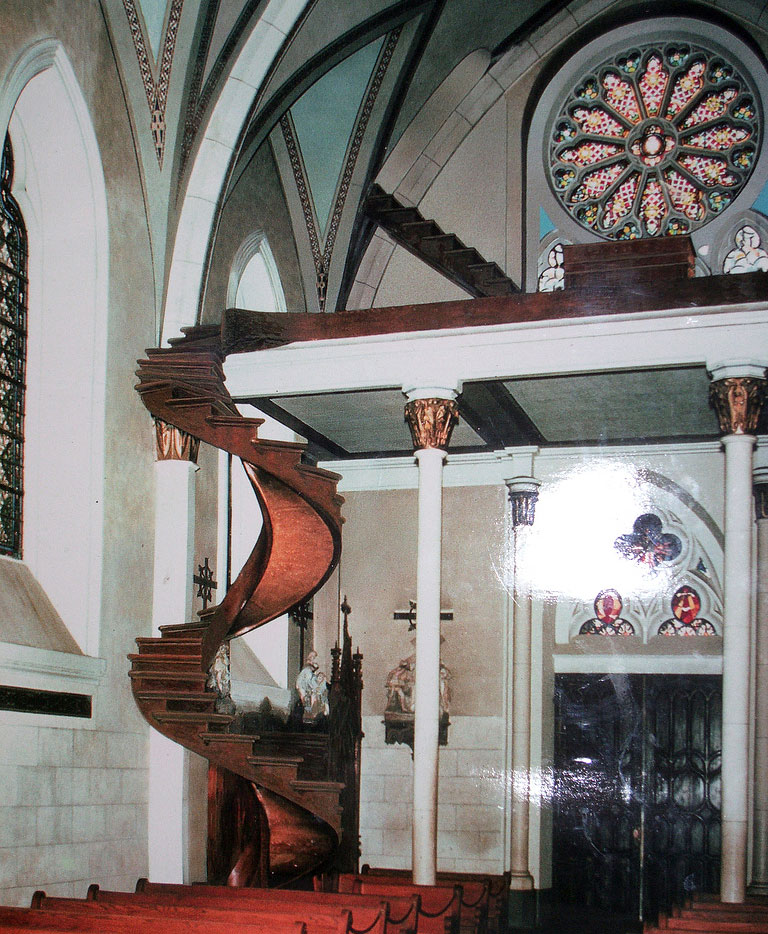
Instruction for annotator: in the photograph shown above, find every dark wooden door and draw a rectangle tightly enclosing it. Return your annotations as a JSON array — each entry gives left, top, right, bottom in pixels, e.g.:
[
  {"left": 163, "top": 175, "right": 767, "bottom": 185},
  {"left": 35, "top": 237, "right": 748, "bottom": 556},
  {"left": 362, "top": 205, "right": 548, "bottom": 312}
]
[{"left": 553, "top": 674, "right": 721, "bottom": 921}]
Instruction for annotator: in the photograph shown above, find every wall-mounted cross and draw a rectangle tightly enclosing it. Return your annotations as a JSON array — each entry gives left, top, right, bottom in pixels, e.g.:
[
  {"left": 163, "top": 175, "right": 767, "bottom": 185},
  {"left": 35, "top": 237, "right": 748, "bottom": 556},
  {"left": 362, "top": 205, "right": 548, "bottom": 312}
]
[
  {"left": 393, "top": 600, "right": 453, "bottom": 631},
  {"left": 289, "top": 600, "right": 313, "bottom": 669},
  {"left": 193, "top": 557, "right": 217, "bottom": 610}
]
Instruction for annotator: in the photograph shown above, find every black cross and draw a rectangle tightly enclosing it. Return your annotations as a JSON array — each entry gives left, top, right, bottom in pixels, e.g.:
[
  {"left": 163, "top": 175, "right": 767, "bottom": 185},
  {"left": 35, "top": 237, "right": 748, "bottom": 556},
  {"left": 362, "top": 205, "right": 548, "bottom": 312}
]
[
  {"left": 290, "top": 601, "right": 313, "bottom": 669},
  {"left": 393, "top": 600, "right": 453, "bottom": 630},
  {"left": 193, "top": 557, "right": 217, "bottom": 610}
]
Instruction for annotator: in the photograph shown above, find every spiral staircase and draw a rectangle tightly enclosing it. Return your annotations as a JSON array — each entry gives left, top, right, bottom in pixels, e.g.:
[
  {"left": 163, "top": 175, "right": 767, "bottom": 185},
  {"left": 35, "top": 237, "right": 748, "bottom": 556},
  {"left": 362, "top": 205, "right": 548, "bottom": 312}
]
[{"left": 129, "top": 328, "right": 358, "bottom": 886}]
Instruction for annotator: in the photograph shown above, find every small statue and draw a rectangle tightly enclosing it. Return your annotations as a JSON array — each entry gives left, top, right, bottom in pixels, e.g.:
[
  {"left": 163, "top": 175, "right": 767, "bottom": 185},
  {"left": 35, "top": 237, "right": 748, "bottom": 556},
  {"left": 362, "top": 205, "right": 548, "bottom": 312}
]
[
  {"left": 385, "top": 653, "right": 416, "bottom": 713},
  {"left": 384, "top": 650, "right": 452, "bottom": 716},
  {"left": 296, "top": 650, "right": 329, "bottom": 720}
]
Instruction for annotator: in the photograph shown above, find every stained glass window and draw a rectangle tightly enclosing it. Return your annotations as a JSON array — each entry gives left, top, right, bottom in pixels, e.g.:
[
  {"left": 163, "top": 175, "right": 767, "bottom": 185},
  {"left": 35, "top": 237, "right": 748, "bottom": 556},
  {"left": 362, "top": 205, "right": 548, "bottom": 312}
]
[
  {"left": 538, "top": 242, "right": 565, "bottom": 291},
  {"left": 0, "top": 136, "right": 27, "bottom": 557},
  {"left": 723, "top": 223, "right": 768, "bottom": 273},
  {"left": 579, "top": 589, "right": 636, "bottom": 635},
  {"left": 614, "top": 513, "right": 682, "bottom": 568},
  {"left": 658, "top": 585, "right": 717, "bottom": 636},
  {"left": 549, "top": 44, "right": 760, "bottom": 239}
]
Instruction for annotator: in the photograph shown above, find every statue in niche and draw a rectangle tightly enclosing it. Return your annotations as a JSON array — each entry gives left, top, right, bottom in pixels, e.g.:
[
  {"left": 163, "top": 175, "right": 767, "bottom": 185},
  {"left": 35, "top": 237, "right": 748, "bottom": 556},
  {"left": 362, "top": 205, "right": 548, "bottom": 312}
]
[
  {"left": 295, "top": 650, "right": 329, "bottom": 720},
  {"left": 384, "top": 637, "right": 451, "bottom": 749}
]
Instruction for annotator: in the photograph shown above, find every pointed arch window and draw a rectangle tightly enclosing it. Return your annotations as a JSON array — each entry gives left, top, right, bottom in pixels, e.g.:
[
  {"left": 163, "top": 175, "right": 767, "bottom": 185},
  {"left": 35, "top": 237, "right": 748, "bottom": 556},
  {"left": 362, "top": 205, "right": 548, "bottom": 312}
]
[
  {"left": 229, "top": 232, "right": 286, "bottom": 313},
  {"left": 0, "top": 136, "right": 27, "bottom": 557}
]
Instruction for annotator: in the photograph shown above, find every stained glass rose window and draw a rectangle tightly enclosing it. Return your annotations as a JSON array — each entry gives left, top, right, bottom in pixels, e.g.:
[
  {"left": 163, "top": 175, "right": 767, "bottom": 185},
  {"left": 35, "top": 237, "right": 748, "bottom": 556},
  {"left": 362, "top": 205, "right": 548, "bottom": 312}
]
[{"left": 549, "top": 44, "right": 760, "bottom": 239}]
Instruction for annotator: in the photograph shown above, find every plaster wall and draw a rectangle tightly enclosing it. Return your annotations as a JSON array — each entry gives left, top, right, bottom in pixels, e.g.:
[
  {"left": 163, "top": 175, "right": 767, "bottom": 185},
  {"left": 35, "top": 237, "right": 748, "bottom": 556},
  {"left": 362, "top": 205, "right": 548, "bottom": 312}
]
[{"left": 0, "top": 0, "right": 158, "bottom": 904}]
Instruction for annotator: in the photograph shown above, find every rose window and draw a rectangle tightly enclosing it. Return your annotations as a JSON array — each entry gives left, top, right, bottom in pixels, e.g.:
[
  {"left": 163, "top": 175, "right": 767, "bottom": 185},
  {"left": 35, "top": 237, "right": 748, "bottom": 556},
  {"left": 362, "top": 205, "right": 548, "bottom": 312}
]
[{"left": 549, "top": 44, "right": 760, "bottom": 239}]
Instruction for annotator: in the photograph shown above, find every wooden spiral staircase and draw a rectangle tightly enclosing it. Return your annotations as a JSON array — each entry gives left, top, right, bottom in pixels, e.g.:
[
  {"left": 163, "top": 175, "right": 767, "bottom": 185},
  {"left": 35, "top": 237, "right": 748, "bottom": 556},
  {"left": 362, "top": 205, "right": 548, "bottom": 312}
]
[{"left": 129, "top": 329, "right": 360, "bottom": 886}]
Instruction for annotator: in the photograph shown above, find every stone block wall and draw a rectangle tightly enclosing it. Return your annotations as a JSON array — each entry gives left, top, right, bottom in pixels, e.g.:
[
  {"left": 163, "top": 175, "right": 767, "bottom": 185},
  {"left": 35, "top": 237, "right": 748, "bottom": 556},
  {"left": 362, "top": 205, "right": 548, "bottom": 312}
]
[
  {"left": 359, "top": 715, "right": 506, "bottom": 873},
  {"left": 0, "top": 721, "right": 148, "bottom": 906}
]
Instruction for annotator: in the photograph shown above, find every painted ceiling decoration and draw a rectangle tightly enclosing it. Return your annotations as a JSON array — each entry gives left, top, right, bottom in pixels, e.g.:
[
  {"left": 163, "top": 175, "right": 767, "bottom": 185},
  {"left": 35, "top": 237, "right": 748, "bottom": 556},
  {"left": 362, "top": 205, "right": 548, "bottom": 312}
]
[
  {"left": 280, "top": 29, "right": 400, "bottom": 311},
  {"left": 549, "top": 43, "right": 761, "bottom": 239},
  {"left": 122, "top": 0, "right": 184, "bottom": 166}
]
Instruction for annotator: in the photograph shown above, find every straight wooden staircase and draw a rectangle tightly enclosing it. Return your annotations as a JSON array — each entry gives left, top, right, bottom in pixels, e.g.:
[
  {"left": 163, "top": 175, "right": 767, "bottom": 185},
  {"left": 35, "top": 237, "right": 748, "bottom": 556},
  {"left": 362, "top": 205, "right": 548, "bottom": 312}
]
[
  {"left": 130, "top": 329, "right": 359, "bottom": 886},
  {"left": 364, "top": 183, "right": 518, "bottom": 298}
]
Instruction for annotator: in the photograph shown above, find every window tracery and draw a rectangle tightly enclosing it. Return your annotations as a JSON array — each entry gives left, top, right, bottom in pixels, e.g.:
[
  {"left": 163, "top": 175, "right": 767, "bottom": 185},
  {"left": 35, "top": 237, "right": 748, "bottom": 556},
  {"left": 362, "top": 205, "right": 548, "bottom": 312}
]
[
  {"left": 538, "top": 241, "right": 565, "bottom": 291},
  {"left": 0, "top": 136, "right": 27, "bottom": 558},
  {"left": 549, "top": 44, "right": 761, "bottom": 240},
  {"left": 579, "top": 589, "right": 636, "bottom": 636},
  {"left": 658, "top": 585, "right": 717, "bottom": 636}
]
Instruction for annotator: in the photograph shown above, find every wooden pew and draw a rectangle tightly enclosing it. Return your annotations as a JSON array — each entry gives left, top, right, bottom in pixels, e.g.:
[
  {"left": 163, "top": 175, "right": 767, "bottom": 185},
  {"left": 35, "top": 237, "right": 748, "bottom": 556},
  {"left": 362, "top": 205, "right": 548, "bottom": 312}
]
[
  {"left": 360, "top": 867, "right": 508, "bottom": 934},
  {"left": 648, "top": 897, "right": 768, "bottom": 934},
  {"left": 335, "top": 874, "right": 468, "bottom": 934},
  {"left": 0, "top": 904, "right": 306, "bottom": 934},
  {"left": 126, "top": 881, "right": 420, "bottom": 934}
]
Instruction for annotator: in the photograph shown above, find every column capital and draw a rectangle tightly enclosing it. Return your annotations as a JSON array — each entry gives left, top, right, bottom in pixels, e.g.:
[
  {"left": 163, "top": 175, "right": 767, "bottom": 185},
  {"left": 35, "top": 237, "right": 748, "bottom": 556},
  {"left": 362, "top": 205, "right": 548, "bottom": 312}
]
[
  {"left": 154, "top": 418, "right": 200, "bottom": 463},
  {"left": 708, "top": 365, "right": 767, "bottom": 437},
  {"left": 404, "top": 397, "right": 459, "bottom": 452},
  {"left": 505, "top": 476, "right": 540, "bottom": 528}
]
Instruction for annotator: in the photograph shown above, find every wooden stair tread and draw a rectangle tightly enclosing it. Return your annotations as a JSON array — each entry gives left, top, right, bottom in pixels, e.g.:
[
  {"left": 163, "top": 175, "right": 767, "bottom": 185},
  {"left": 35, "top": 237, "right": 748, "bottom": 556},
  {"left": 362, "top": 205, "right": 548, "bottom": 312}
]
[
  {"left": 152, "top": 711, "right": 233, "bottom": 725},
  {"left": 247, "top": 754, "right": 305, "bottom": 767},
  {"left": 129, "top": 670, "right": 207, "bottom": 682},
  {"left": 200, "top": 732, "right": 258, "bottom": 745},
  {"left": 291, "top": 779, "right": 346, "bottom": 791},
  {"left": 134, "top": 690, "right": 214, "bottom": 702}
]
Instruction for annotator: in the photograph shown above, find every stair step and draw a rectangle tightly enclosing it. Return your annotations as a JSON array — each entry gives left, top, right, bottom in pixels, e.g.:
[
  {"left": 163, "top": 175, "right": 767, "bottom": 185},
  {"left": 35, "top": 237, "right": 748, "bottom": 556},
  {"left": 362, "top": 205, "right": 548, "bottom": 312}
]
[
  {"left": 291, "top": 779, "right": 345, "bottom": 793},
  {"left": 159, "top": 622, "right": 207, "bottom": 635},
  {"left": 399, "top": 219, "right": 441, "bottom": 241},
  {"left": 376, "top": 206, "right": 422, "bottom": 225},
  {"left": 135, "top": 638, "right": 203, "bottom": 654},
  {"left": 134, "top": 690, "right": 215, "bottom": 704},
  {"left": 248, "top": 754, "right": 304, "bottom": 768},
  {"left": 207, "top": 414, "right": 265, "bottom": 429},
  {"left": 295, "top": 463, "right": 342, "bottom": 484},
  {"left": 128, "top": 653, "right": 202, "bottom": 664},
  {"left": 153, "top": 711, "right": 233, "bottom": 725},
  {"left": 129, "top": 669, "right": 207, "bottom": 684},
  {"left": 420, "top": 233, "right": 464, "bottom": 255},
  {"left": 200, "top": 732, "right": 258, "bottom": 745}
]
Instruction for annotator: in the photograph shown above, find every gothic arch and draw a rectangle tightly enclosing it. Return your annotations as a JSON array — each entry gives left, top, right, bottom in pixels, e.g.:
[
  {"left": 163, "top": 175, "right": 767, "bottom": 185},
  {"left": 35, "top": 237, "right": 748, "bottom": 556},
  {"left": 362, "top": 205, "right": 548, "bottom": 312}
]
[
  {"left": 163, "top": 0, "right": 305, "bottom": 345},
  {"left": 4, "top": 42, "right": 108, "bottom": 656}
]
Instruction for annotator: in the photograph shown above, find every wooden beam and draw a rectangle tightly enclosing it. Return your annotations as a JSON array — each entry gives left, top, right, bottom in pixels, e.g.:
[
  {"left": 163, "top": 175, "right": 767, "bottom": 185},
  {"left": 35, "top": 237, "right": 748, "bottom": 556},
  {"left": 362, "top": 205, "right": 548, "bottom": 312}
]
[{"left": 222, "top": 271, "right": 768, "bottom": 354}]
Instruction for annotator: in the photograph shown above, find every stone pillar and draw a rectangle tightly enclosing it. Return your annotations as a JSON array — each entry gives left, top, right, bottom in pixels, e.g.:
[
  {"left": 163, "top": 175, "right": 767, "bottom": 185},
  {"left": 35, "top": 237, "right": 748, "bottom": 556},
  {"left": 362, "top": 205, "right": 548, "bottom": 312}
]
[
  {"left": 750, "top": 467, "right": 768, "bottom": 895},
  {"left": 149, "top": 418, "right": 199, "bottom": 884},
  {"left": 404, "top": 389, "right": 459, "bottom": 885},
  {"left": 505, "top": 477, "right": 540, "bottom": 892},
  {"left": 709, "top": 365, "right": 767, "bottom": 903}
]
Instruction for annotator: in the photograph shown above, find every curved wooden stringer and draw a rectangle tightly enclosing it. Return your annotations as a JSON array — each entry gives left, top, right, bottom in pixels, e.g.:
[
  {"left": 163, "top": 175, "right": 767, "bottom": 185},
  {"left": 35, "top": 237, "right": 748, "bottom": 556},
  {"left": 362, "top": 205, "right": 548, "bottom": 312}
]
[{"left": 129, "top": 331, "right": 352, "bottom": 885}]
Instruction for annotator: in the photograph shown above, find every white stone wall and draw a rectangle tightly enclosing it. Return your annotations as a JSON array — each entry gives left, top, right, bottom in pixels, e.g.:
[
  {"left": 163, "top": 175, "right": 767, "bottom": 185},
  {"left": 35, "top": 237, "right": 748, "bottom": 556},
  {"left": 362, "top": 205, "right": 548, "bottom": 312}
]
[
  {"left": 359, "top": 715, "right": 505, "bottom": 873},
  {"left": 0, "top": 720, "right": 148, "bottom": 906}
]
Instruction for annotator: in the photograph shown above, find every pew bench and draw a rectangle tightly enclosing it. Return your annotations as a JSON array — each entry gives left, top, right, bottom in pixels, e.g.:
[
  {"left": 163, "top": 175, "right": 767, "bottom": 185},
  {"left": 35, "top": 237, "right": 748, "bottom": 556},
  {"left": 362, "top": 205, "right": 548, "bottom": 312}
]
[
  {"left": 125, "top": 881, "right": 420, "bottom": 934},
  {"left": 0, "top": 904, "right": 306, "bottom": 934},
  {"left": 334, "top": 874, "right": 471, "bottom": 934}
]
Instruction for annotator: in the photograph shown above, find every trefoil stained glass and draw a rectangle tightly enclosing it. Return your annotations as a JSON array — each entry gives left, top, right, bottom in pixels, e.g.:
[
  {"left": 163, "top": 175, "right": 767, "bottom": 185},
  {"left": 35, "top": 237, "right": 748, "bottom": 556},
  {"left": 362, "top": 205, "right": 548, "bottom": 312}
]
[
  {"left": 579, "top": 589, "right": 635, "bottom": 636},
  {"left": 0, "top": 136, "right": 27, "bottom": 558},
  {"left": 549, "top": 44, "right": 761, "bottom": 239},
  {"left": 658, "top": 585, "right": 716, "bottom": 636}
]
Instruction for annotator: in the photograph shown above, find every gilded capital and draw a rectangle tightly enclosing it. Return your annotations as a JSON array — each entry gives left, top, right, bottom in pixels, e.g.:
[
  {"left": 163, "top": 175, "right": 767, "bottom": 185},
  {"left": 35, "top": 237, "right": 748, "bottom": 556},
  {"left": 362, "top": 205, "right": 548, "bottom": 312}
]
[
  {"left": 404, "top": 398, "right": 459, "bottom": 451},
  {"left": 154, "top": 418, "right": 200, "bottom": 463},
  {"left": 709, "top": 377, "right": 767, "bottom": 436}
]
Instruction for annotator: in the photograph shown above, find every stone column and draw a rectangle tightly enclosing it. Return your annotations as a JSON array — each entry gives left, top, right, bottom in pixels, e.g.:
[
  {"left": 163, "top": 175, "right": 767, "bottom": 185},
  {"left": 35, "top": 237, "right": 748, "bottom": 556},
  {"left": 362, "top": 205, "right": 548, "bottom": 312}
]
[
  {"left": 404, "top": 389, "right": 459, "bottom": 885},
  {"left": 149, "top": 418, "right": 199, "bottom": 884},
  {"left": 709, "top": 365, "right": 767, "bottom": 903},
  {"left": 750, "top": 467, "right": 768, "bottom": 895},
  {"left": 505, "top": 477, "right": 540, "bottom": 892}
]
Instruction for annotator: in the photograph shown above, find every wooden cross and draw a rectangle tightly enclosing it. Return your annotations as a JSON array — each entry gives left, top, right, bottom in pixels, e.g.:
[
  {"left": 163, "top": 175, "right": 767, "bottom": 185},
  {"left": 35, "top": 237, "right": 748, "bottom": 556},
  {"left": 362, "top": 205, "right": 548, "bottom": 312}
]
[{"left": 193, "top": 557, "right": 217, "bottom": 610}]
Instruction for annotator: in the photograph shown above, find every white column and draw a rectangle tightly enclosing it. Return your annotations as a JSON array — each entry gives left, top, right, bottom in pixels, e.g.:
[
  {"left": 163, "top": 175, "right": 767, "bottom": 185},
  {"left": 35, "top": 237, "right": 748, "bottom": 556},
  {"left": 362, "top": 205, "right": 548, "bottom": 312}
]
[
  {"left": 505, "top": 477, "right": 540, "bottom": 891},
  {"left": 404, "top": 388, "right": 459, "bottom": 886},
  {"left": 413, "top": 445, "right": 446, "bottom": 885},
  {"left": 750, "top": 467, "right": 768, "bottom": 895},
  {"left": 709, "top": 363, "right": 767, "bottom": 903},
  {"left": 149, "top": 419, "right": 199, "bottom": 884}
]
